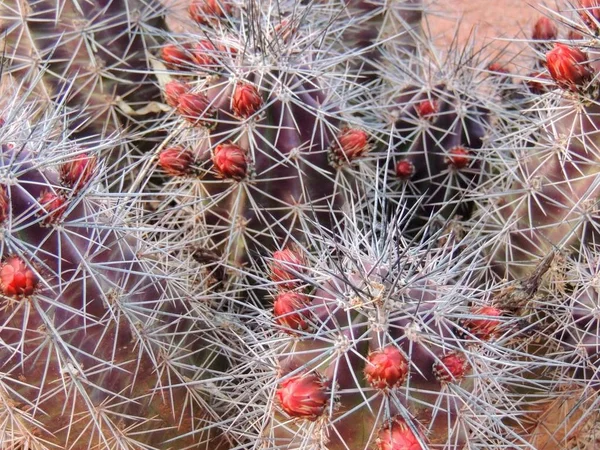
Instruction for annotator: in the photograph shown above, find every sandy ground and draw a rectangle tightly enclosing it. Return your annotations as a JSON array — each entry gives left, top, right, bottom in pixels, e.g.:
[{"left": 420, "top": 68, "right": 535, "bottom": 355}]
[{"left": 427, "top": 0, "right": 545, "bottom": 66}]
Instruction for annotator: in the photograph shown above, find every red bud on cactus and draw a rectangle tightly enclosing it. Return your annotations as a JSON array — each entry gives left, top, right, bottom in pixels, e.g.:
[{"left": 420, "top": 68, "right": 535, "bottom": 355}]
[
  {"left": 331, "top": 128, "right": 370, "bottom": 165},
  {"left": 270, "top": 248, "right": 305, "bottom": 289},
  {"left": 191, "top": 40, "right": 218, "bottom": 68},
  {"left": 526, "top": 71, "right": 551, "bottom": 94},
  {"left": 445, "top": 147, "right": 471, "bottom": 169},
  {"left": 546, "top": 43, "right": 595, "bottom": 92},
  {"left": 0, "top": 256, "right": 38, "bottom": 297},
  {"left": 0, "top": 185, "right": 9, "bottom": 223},
  {"left": 212, "top": 143, "right": 248, "bottom": 180},
  {"left": 232, "top": 82, "right": 263, "bottom": 118},
  {"left": 532, "top": 17, "right": 558, "bottom": 40},
  {"left": 414, "top": 99, "right": 438, "bottom": 119},
  {"left": 276, "top": 371, "right": 329, "bottom": 420},
  {"left": 164, "top": 80, "right": 190, "bottom": 108},
  {"left": 488, "top": 63, "right": 510, "bottom": 75},
  {"left": 395, "top": 160, "right": 416, "bottom": 179},
  {"left": 462, "top": 305, "right": 503, "bottom": 340},
  {"left": 60, "top": 153, "right": 97, "bottom": 192},
  {"left": 159, "top": 147, "right": 197, "bottom": 177},
  {"left": 569, "top": 29, "right": 585, "bottom": 41},
  {"left": 274, "top": 19, "right": 297, "bottom": 43},
  {"left": 433, "top": 352, "right": 470, "bottom": 383},
  {"left": 376, "top": 416, "right": 426, "bottom": 450},
  {"left": 579, "top": 0, "right": 600, "bottom": 30},
  {"left": 273, "top": 291, "right": 311, "bottom": 333},
  {"left": 188, "top": 0, "right": 231, "bottom": 25},
  {"left": 38, "top": 191, "right": 67, "bottom": 225},
  {"left": 364, "top": 345, "right": 409, "bottom": 389},
  {"left": 161, "top": 43, "right": 194, "bottom": 69},
  {"left": 176, "top": 92, "right": 217, "bottom": 128}
]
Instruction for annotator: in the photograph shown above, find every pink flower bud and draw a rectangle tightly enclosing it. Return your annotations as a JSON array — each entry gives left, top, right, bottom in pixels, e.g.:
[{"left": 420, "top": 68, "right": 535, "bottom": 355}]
[
  {"left": 461, "top": 305, "right": 503, "bottom": 341},
  {"left": 532, "top": 17, "right": 558, "bottom": 40},
  {"left": 445, "top": 146, "right": 471, "bottom": 169},
  {"left": 579, "top": 0, "right": 600, "bottom": 31},
  {"left": 191, "top": 40, "right": 218, "bottom": 69},
  {"left": 161, "top": 44, "right": 194, "bottom": 69},
  {"left": 330, "top": 128, "right": 370, "bottom": 165},
  {"left": 212, "top": 143, "right": 248, "bottom": 180},
  {"left": 158, "top": 147, "right": 196, "bottom": 177},
  {"left": 176, "top": 92, "right": 217, "bottom": 128},
  {"left": 364, "top": 345, "right": 409, "bottom": 389},
  {"left": 414, "top": 99, "right": 438, "bottom": 119},
  {"left": 376, "top": 416, "right": 426, "bottom": 450},
  {"left": 188, "top": 0, "right": 232, "bottom": 25},
  {"left": 38, "top": 191, "right": 67, "bottom": 225},
  {"left": 270, "top": 248, "right": 306, "bottom": 289},
  {"left": 546, "top": 43, "right": 595, "bottom": 92},
  {"left": 395, "top": 160, "right": 415, "bottom": 179},
  {"left": 276, "top": 371, "right": 329, "bottom": 420},
  {"left": 0, "top": 256, "right": 38, "bottom": 297},
  {"left": 164, "top": 80, "right": 190, "bottom": 108},
  {"left": 273, "top": 291, "right": 311, "bottom": 334},
  {"left": 60, "top": 153, "right": 97, "bottom": 192},
  {"left": 232, "top": 82, "right": 263, "bottom": 118},
  {"left": 433, "top": 352, "right": 470, "bottom": 383}
]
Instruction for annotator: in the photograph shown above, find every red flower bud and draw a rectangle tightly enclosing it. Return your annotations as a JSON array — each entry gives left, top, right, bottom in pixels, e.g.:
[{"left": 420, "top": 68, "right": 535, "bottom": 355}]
[
  {"left": 364, "top": 345, "right": 409, "bottom": 389},
  {"left": 414, "top": 99, "right": 438, "bottom": 119},
  {"left": 212, "top": 143, "right": 248, "bottom": 180},
  {"left": 161, "top": 44, "right": 194, "bottom": 69},
  {"left": 445, "top": 146, "right": 471, "bottom": 169},
  {"left": 433, "top": 352, "right": 470, "bottom": 383},
  {"left": 274, "top": 19, "right": 297, "bottom": 43},
  {"left": 38, "top": 191, "right": 67, "bottom": 225},
  {"left": 0, "top": 256, "right": 38, "bottom": 297},
  {"left": 270, "top": 248, "right": 305, "bottom": 289},
  {"left": 276, "top": 371, "right": 329, "bottom": 420},
  {"left": 376, "top": 416, "right": 426, "bottom": 450},
  {"left": 273, "top": 291, "right": 311, "bottom": 333},
  {"left": 568, "top": 29, "right": 585, "bottom": 41},
  {"left": 579, "top": 0, "right": 600, "bottom": 31},
  {"left": 395, "top": 160, "right": 415, "bottom": 180},
  {"left": 461, "top": 305, "right": 503, "bottom": 340},
  {"left": 164, "top": 80, "right": 190, "bottom": 108},
  {"left": 331, "top": 128, "right": 370, "bottom": 165},
  {"left": 487, "top": 63, "right": 510, "bottom": 75},
  {"left": 191, "top": 40, "right": 219, "bottom": 69},
  {"left": 546, "top": 43, "right": 595, "bottom": 92},
  {"left": 188, "top": 0, "right": 232, "bottom": 25},
  {"left": 158, "top": 147, "right": 196, "bottom": 177},
  {"left": 532, "top": 17, "right": 558, "bottom": 41},
  {"left": 60, "top": 153, "right": 97, "bottom": 192},
  {"left": 232, "top": 82, "right": 263, "bottom": 118},
  {"left": 176, "top": 92, "right": 217, "bottom": 128},
  {"left": 0, "top": 185, "right": 9, "bottom": 224},
  {"left": 526, "top": 71, "right": 551, "bottom": 94}
]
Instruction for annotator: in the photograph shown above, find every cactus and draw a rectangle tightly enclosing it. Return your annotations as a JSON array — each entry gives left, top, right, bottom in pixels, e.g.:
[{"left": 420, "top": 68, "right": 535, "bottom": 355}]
[
  {"left": 0, "top": 0, "right": 167, "bottom": 182},
  {"left": 0, "top": 78, "right": 242, "bottom": 449},
  {"left": 137, "top": 0, "right": 375, "bottom": 284},
  {"left": 235, "top": 209, "right": 548, "bottom": 449},
  {"left": 368, "top": 33, "right": 496, "bottom": 236}
]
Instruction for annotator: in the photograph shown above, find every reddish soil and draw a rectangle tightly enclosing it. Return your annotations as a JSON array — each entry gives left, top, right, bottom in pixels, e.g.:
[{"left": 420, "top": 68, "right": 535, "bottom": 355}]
[{"left": 428, "top": 0, "right": 544, "bottom": 66}]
